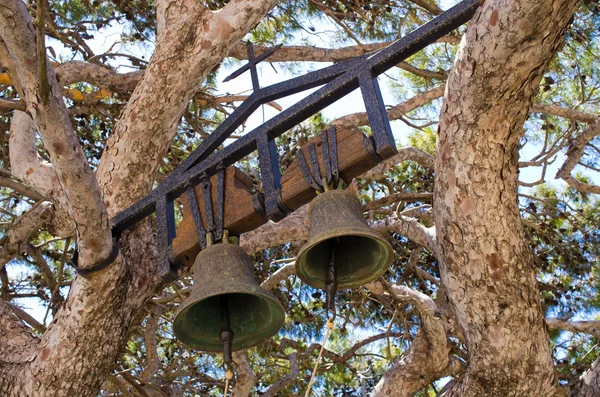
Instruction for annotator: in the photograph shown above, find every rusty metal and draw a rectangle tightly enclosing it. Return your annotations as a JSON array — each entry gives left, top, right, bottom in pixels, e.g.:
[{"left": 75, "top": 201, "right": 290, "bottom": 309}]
[
  {"left": 296, "top": 189, "right": 394, "bottom": 289},
  {"left": 298, "top": 126, "right": 341, "bottom": 192},
  {"left": 105, "top": 0, "right": 480, "bottom": 280},
  {"left": 173, "top": 242, "right": 285, "bottom": 351}
]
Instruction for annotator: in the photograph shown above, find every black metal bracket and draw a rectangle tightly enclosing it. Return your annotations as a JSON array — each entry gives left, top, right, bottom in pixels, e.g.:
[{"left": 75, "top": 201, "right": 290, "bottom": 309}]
[
  {"left": 107, "top": 0, "right": 480, "bottom": 279},
  {"left": 69, "top": 233, "right": 120, "bottom": 277},
  {"left": 185, "top": 165, "right": 227, "bottom": 250},
  {"left": 298, "top": 126, "right": 340, "bottom": 192}
]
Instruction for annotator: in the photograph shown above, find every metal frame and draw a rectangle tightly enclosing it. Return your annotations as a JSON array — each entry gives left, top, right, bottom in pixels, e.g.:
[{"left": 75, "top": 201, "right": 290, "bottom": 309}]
[{"left": 108, "top": 0, "right": 480, "bottom": 280}]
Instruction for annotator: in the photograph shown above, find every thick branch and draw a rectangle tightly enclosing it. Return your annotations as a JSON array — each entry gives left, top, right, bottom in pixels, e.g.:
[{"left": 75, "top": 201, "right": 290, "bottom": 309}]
[
  {"left": 231, "top": 352, "right": 255, "bottom": 397},
  {"left": 360, "top": 147, "right": 435, "bottom": 180},
  {"left": 229, "top": 42, "right": 450, "bottom": 80},
  {"left": 55, "top": 61, "right": 143, "bottom": 94},
  {"left": 365, "top": 281, "right": 458, "bottom": 397},
  {"left": 0, "top": 300, "right": 39, "bottom": 366},
  {"left": 331, "top": 85, "right": 445, "bottom": 130},
  {"left": 240, "top": 205, "right": 308, "bottom": 254},
  {"left": 546, "top": 318, "right": 600, "bottom": 339},
  {"left": 97, "top": 0, "right": 281, "bottom": 215},
  {"left": 0, "top": 1, "right": 112, "bottom": 265},
  {"left": 260, "top": 353, "right": 299, "bottom": 397},
  {"left": 9, "top": 111, "right": 73, "bottom": 237},
  {"left": 435, "top": 0, "right": 580, "bottom": 395},
  {"left": 571, "top": 356, "right": 600, "bottom": 397},
  {"left": 0, "top": 201, "right": 53, "bottom": 269}
]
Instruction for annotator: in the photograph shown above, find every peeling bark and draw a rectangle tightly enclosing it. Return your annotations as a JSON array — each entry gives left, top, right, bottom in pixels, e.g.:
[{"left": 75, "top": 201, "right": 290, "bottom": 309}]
[{"left": 435, "top": 0, "right": 580, "bottom": 395}]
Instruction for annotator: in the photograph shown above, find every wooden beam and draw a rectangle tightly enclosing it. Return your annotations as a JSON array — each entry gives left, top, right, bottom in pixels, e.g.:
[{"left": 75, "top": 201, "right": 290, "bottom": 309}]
[{"left": 172, "top": 127, "right": 379, "bottom": 266}]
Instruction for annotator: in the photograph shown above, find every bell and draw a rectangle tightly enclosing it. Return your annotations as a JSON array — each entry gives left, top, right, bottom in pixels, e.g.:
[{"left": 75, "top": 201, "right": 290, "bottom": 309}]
[
  {"left": 296, "top": 189, "right": 394, "bottom": 290},
  {"left": 173, "top": 242, "right": 285, "bottom": 352}
]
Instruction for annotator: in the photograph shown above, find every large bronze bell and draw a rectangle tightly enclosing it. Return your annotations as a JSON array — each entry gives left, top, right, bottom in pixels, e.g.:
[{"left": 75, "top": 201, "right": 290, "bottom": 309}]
[
  {"left": 173, "top": 242, "right": 285, "bottom": 352},
  {"left": 296, "top": 189, "right": 394, "bottom": 289}
]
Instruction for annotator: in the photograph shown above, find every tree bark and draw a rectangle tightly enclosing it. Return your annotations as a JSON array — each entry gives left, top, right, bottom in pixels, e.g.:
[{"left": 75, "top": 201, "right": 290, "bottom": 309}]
[
  {"left": 434, "top": 0, "right": 580, "bottom": 395},
  {"left": 0, "top": 0, "right": 113, "bottom": 266}
]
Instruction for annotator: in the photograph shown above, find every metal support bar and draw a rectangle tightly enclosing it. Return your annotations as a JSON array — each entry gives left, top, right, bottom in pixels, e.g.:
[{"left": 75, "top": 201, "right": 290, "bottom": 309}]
[
  {"left": 247, "top": 42, "right": 261, "bottom": 92},
  {"left": 156, "top": 195, "right": 179, "bottom": 281},
  {"left": 297, "top": 126, "right": 341, "bottom": 192},
  {"left": 359, "top": 72, "right": 396, "bottom": 158},
  {"left": 200, "top": 175, "right": 215, "bottom": 241},
  {"left": 257, "top": 135, "right": 290, "bottom": 221},
  {"left": 322, "top": 126, "right": 339, "bottom": 187},
  {"left": 308, "top": 144, "right": 322, "bottom": 187},
  {"left": 108, "top": 0, "right": 481, "bottom": 262},
  {"left": 298, "top": 146, "right": 322, "bottom": 191},
  {"left": 186, "top": 185, "right": 207, "bottom": 249},
  {"left": 215, "top": 165, "right": 225, "bottom": 242}
]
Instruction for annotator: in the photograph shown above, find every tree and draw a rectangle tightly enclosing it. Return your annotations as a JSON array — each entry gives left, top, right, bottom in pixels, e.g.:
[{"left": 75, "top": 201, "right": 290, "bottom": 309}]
[{"left": 0, "top": 0, "right": 599, "bottom": 396}]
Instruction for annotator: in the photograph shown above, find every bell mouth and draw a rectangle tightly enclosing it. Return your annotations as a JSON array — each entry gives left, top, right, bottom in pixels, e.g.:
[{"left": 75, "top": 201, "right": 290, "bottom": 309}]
[
  {"left": 295, "top": 227, "right": 394, "bottom": 290},
  {"left": 173, "top": 292, "right": 285, "bottom": 352}
]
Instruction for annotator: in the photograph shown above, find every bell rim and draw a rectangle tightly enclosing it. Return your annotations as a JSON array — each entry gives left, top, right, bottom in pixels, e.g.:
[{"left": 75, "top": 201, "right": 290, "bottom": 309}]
[
  {"left": 295, "top": 226, "right": 394, "bottom": 290},
  {"left": 172, "top": 288, "right": 286, "bottom": 352}
]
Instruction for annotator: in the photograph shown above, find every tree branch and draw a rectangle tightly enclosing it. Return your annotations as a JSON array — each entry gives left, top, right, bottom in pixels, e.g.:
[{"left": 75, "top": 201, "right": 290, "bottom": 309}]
[
  {"left": 546, "top": 318, "right": 600, "bottom": 339},
  {"left": 556, "top": 122, "right": 600, "bottom": 194},
  {"left": 9, "top": 110, "right": 74, "bottom": 237},
  {"left": 531, "top": 104, "right": 599, "bottom": 124},
  {"left": 260, "top": 353, "right": 299, "bottom": 397},
  {"left": 229, "top": 41, "right": 450, "bottom": 80},
  {"left": 571, "top": 356, "right": 600, "bottom": 397},
  {"left": 360, "top": 147, "right": 435, "bottom": 180},
  {"left": 0, "top": 200, "right": 53, "bottom": 269},
  {"left": 240, "top": 205, "right": 309, "bottom": 254},
  {"left": 231, "top": 352, "right": 256, "bottom": 397},
  {"left": 0, "top": 0, "right": 112, "bottom": 266},
  {"left": 260, "top": 263, "right": 296, "bottom": 291},
  {"left": 6, "top": 302, "right": 46, "bottom": 334},
  {"left": 365, "top": 281, "right": 459, "bottom": 397},
  {"left": 0, "top": 176, "right": 44, "bottom": 201},
  {"left": 0, "top": 300, "right": 39, "bottom": 365},
  {"left": 330, "top": 85, "right": 445, "bottom": 130},
  {"left": 371, "top": 213, "right": 437, "bottom": 255}
]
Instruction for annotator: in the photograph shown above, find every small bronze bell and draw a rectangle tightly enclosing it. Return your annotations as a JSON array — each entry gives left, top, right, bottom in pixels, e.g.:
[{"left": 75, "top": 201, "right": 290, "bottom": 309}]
[
  {"left": 173, "top": 242, "right": 285, "bottom": 352},
  {"left": 296, "top": 189, "right": 394, "bottom": 290}
]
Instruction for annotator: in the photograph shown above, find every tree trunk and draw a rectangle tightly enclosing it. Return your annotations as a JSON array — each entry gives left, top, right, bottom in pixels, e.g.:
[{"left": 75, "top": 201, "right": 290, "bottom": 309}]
[{"left": 435, "top": 0, "right": 579, "bottom": 395}]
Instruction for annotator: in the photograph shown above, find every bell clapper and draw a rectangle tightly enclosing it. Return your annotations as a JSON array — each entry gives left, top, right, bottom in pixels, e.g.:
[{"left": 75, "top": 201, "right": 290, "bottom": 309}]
[
  {"left": 325, "top": 238, "right": 338, "bottom": 321},
  {"left": 304, "top": 239, "right": 338, "bottom": 396},
  {"left": 219, "top": 294, "right": 235, "bottom": 396}
]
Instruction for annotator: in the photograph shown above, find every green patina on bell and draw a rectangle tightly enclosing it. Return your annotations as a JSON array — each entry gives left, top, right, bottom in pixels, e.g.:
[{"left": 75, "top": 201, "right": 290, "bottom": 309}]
[
  {"left": 173, "top": 242, "right": 285, "bottom": 351},
  {"left": 296, "top": 189, "right": 394, "bottom": 290}
]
